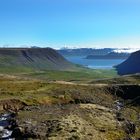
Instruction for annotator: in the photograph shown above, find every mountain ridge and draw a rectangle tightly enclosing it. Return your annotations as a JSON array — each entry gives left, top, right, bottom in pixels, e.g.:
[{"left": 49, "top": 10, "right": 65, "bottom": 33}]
[
  {"left": 86, "top": 52, "right": 130, "bottom": 59},
  {"left": 0, "top": 48, "right": 78, "bottom": 72},
  {"left": 59, "top": 48, "right": 114, "bottom": 56},
  {"left": 116, "top": 50, "right": 140, "bottom": 75}
]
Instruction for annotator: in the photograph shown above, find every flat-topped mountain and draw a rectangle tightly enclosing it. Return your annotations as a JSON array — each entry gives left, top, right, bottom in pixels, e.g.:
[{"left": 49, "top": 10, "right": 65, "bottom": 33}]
[
  {"left": 116, "top": 50, "right": 140, "bottom": 75},
  {"left": 0, "top": 48, "right": 78, "bottom": 72},
  {"left": 59, "top": 48, "right": 114, "bottom": 56},
  {"left": 86, "top": 52, "right": 130, "bottom": 59}
]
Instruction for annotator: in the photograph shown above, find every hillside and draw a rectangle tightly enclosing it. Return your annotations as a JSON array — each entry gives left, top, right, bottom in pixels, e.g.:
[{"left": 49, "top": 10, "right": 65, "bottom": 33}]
[
  {"left": 86, "top": 52, "right": 130, "bottom": 59},
  {"left": 116, "top": 50, "right": 140, "bottom": 75},
  {"left": 0, "top": 48, "right": 78, "bottom": 73}
]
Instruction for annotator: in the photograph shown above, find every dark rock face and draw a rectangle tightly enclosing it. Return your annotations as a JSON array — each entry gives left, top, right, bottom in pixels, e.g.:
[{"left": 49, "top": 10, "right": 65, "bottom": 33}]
[
  {"left": 123, "top": 120, "right": 136, "bottom": 135},
  {"left": 0, "top": 48, "right": 76, "bottom": 71},
  {"left": 116, "top": 50, "right": 140, "bottom": 75},
  {"left": 116, "top": 112, "right": 125, "bottom": 121},
  {"left": 13, "top": 119, "right": 62, "bottom": 139},
  {"left": 11, "top": 127, "right": 23, "bottom": 138}
]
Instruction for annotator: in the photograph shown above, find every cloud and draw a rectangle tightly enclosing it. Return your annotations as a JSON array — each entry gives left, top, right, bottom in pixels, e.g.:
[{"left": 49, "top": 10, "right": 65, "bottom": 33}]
[{"left": 113, "top": 48, "right": 139, "bottom": 53}]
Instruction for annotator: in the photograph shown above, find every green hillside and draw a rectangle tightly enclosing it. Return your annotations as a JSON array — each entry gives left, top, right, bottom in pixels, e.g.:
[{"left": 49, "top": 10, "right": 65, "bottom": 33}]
[
  {"left": 0, "top": 48, "right": 118, "bottom": 81},
  {"left": 0, "top": 48, "right": 79, "bottom": 73}
]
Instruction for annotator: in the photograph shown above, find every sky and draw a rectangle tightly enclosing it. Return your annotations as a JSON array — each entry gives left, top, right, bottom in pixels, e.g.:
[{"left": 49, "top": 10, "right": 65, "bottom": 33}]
[{"left": 0, "top": 0, "right": 140, "bottom": 49}]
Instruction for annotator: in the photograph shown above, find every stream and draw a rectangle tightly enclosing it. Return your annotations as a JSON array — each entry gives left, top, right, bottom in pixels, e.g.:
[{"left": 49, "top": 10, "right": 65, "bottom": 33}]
[
  {"left": 114, "top": 100, "right": 124, "bottom": 111},
  {"left": 0, "top": 113, "right": 16, "bottom": 139}
]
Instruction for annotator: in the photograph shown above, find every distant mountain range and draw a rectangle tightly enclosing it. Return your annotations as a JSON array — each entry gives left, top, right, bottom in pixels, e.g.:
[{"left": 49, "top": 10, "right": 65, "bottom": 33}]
[
  {"left": 116, "top": 50, "right": 140, "bottom": 75},
  {"left": 58, "top": 48, "right": 138, "bottom": 57},
  {"left": 0, "top": 47, "right": 139, "bottom": 75},
  {"left": 86, "top": 52, "right": 130, "bottom": 59},
  {"left": 58, "top": 48, "right": 114, "bottom": 56},
  {"left": 0, "top": 48, "right": 78, "bottom": 73}
]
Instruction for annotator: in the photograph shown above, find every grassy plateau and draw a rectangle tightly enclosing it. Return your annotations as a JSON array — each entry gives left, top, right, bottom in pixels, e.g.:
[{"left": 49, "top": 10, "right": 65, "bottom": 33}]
[{"left": 0, "top": 71, "right": 139, "bottom": 140}]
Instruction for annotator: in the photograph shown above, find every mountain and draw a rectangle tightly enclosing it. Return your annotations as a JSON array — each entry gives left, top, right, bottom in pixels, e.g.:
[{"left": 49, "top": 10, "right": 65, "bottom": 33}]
[
  {"left": 116, "top": 50, "right": 140, "bottom": 75},
  {"left": 58, "top": 48, "right": 114, "bottom": 56},
  {"left": 86, "top": 52, "right": 130, "bottom": 59},
  {"left": 0, "top": 48, "right": 78, "bottom": 72}
]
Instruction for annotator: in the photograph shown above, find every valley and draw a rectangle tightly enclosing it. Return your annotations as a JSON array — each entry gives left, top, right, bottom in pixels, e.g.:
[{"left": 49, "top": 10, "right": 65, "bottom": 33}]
[
  {"left": 0, "top": 48, "right": 139, "bottom": 140},
  {"left": 0, "top": 0, "right": 140, "bottom": 139}
]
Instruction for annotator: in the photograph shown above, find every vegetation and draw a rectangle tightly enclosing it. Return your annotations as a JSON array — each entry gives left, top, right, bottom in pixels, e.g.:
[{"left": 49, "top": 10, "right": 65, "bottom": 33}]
[
  {"left": 0, "top": 74, "right": 140, "bottom": 139},
  {"left": 0, "top": 75, "right": 114, "bottom": 106},
  {"left": 20, "top": 69, "right": 118, "bottom": 82},
  {"left": 0, "top": 47, "right": 139, "bottom": 139},
  {"left": 0, "top": 48, "right": 80, "bottom": 72},
  {"left": 90, "top": 73, "right": 140, "bottom": 84}
]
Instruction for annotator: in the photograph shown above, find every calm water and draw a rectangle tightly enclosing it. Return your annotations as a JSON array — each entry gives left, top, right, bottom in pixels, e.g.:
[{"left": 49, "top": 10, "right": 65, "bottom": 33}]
[{"left": 65, "top": 56, "right": 126, "bottom": 69}]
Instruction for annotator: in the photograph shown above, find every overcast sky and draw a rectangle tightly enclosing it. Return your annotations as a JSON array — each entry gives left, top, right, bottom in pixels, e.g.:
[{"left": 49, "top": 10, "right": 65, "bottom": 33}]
[{"left": 0, "top": 0, "right": 140, "bottom": 49}]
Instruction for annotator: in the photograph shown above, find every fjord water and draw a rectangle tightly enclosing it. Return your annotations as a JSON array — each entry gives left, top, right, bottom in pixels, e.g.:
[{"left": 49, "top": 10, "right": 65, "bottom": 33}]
[{"left": 65, "top": 56, "right": 126, "bottom": 69}]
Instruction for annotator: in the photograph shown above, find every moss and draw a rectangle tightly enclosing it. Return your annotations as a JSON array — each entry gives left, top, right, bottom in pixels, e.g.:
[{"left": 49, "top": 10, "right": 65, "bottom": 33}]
[
  {"left": 105, "top": 130, "right": 126, "bottom": 140},
  {"left": 121, "top": 107, "right": 140, "bottom": 122},
  {"left": 135, "top": 126, "right": 140, "bottom": 137},
  {"left": 0, "top": 75, "right": 116, "bottom": 108},
  {"left": 21, "top": 69, "right": 118, "bottom": 83}
]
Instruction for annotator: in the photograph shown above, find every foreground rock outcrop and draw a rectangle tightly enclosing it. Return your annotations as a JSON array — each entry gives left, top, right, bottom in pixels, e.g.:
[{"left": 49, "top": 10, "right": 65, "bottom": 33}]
[
  {"left": 10, "top": 102, "right": 139, "bottom": 140},
  {"left": 0, "top": 99, "right": 26, "bottom": 112},
  {"left": 14, "top": 104, "right": 124, "bottom": 140}
]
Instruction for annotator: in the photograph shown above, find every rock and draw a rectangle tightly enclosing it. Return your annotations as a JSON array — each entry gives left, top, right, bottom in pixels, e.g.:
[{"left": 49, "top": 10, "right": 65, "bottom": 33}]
[
  {"left": 116, "top": 112, "right": 125, "bottom": 121},
  {"left": 0, "top": 99, "right": 26, "bottom": 112},
  {"left": 23, "top": 106, "right": 41, "bottom": 111},
  {"left": 123, "top": 137, "right": 133, "bottom": 140},
  {"left": 22, "top": 127, "right": 37, "bottom": 138},
  {"left": 123, "top": 120, "right": 136, "bottom": 134},
  {"left": 11, "top": 127, "right": 23, "bottom": 138},
  {"left": 8, "top": 118, "right": 18, "bottom": 129},
  {"left": 123, "top": 137, "right": 140, "bottom": 140},
  {"left": 0, "top": 126, "right": 4, "bottom": 131},
  {"left": 99, "top": 129, "right": 106, "bottom": 132}
]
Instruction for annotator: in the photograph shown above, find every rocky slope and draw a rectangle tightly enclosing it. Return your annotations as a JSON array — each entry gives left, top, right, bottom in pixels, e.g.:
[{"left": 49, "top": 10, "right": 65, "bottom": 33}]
[
  {"left": 116, "top": 50, "right": 140, "bottom": 75},
  {"left": 0, "top": 48, "right": 78, "bottom": 72}
]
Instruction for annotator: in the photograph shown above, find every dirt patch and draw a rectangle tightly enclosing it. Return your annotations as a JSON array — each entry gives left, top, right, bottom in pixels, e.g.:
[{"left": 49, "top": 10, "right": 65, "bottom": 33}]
[{"left": 0, "top": 99, "right": 26, "bottom": 112}]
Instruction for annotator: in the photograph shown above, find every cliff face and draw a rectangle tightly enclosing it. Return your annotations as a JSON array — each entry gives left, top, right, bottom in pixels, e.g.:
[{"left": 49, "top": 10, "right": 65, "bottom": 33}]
[
  {"left": 116, "top": 50, "right": 140, "bottom": 75},
  {"left": 0, "top": 48, "right": 77, "bottom": 72}
]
